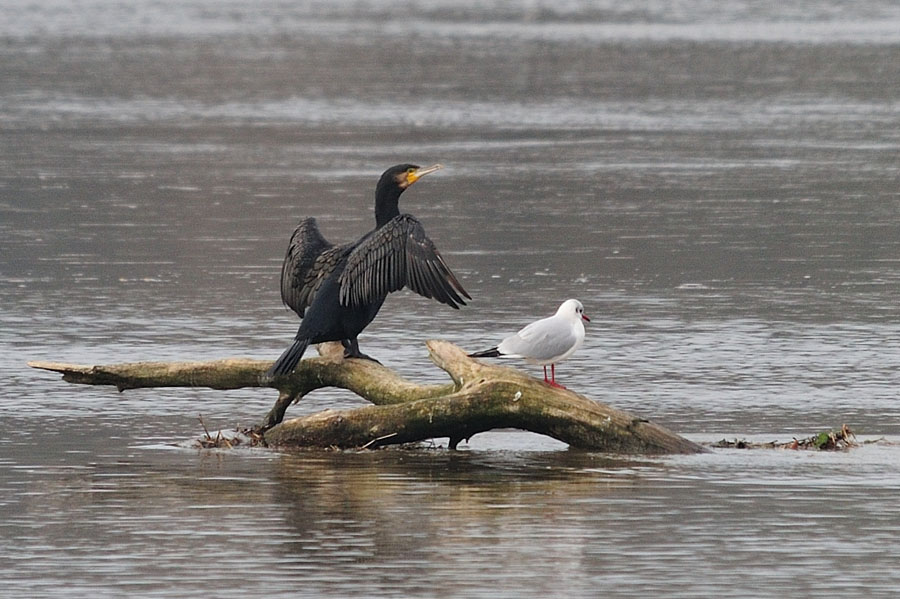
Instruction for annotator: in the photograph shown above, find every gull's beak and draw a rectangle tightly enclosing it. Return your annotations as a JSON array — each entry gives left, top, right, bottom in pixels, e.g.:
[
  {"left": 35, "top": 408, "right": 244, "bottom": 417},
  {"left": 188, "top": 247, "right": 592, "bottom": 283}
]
[
  {"left": 582, "top": 314, "right": 591, "bottom": 322},
  {"left": 407, "top": 164, "right": 443, "bottom": 185}
]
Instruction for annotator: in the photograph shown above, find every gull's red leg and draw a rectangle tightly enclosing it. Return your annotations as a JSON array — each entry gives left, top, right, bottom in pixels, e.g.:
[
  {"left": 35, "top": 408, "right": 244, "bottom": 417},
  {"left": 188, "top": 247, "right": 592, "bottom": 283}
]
[{"left": 548, "top": 363, "right": 566, "bottom": 389}]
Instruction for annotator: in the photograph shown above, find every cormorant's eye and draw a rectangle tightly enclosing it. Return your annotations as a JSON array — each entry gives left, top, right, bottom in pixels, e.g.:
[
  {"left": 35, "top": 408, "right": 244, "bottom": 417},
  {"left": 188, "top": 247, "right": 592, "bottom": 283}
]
[{"left": 407, "top": 168, "right": 416, "bottom": 174}]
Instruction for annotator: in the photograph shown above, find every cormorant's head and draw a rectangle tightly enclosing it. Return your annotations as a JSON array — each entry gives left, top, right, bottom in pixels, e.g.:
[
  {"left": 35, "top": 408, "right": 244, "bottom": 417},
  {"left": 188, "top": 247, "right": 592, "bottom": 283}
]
[
  {"left": 374, "top": 163, "right": 444, "bottom": 227},
  {"left": 383, "top": 163, "right": 443, "bottom": 190}
]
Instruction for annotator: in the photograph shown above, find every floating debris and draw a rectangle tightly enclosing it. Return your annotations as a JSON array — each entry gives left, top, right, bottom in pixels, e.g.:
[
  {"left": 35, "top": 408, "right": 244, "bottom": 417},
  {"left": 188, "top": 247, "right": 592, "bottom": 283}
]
[
  {"left": 712, "top": 424, "right": 858, "bottom": 451},
  {"left": 195, "top": 414, "right": 266, "bottom": 449}
]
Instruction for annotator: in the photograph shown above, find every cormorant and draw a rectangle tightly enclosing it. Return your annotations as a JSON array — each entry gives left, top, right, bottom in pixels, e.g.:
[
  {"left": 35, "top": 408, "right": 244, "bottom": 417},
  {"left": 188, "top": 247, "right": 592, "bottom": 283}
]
[
  {"left": 468, "top": 299, "right": 590, "bottom": 388},
  {"left": 267, "top": 163, "right": 470, "bottom": 378}
]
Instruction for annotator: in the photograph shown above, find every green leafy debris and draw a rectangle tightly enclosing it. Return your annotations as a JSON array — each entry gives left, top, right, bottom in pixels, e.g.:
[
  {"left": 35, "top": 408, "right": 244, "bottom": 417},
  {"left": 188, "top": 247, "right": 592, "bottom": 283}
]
[{"left": 712, "top": 424, "right": 858, "bottom": 451}]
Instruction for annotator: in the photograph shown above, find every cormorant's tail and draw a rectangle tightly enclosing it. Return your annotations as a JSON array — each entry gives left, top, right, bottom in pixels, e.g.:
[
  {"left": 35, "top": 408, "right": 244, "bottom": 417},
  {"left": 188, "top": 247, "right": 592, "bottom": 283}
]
[
  {"left": 468, "top": 347, "right": 501, "bottom": 359},
  {"left": 267, "top": 337, "right": 311, "bottom": 378}
]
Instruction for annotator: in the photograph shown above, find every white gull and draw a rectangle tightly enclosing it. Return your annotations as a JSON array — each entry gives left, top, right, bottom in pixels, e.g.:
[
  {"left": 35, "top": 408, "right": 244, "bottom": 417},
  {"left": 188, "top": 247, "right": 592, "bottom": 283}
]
[{"left": 468, "top": 299, "right": 590, "bottom": 388}]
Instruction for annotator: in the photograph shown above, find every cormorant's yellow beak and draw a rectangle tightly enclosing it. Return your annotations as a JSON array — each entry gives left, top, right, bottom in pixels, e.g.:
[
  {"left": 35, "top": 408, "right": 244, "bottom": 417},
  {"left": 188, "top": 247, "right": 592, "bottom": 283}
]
[{"left": 407, "top": 164, "right": 443, "bottom": 185}]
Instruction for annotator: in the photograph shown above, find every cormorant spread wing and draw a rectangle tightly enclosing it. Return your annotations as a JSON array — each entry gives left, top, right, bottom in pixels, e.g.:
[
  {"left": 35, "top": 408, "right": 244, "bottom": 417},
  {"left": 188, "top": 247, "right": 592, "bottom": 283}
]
[
  {"left": 338, "top": 213, "right": 471, "bottom": 309},
  {"left": 280, "top": 217, "right": 347, "bottom": 317}
]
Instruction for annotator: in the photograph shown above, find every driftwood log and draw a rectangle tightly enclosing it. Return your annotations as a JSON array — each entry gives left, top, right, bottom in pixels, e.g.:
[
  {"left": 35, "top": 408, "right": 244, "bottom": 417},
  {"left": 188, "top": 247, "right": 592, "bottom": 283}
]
[{"left": 29, "top": 340, "right": 705, "bottom": 454}]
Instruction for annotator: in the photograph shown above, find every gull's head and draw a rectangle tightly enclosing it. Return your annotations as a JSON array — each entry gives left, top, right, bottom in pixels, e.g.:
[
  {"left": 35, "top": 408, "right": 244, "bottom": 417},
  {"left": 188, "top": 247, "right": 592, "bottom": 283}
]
[{"left": 558, "top": 299, "right": 590, "bottom": 322}]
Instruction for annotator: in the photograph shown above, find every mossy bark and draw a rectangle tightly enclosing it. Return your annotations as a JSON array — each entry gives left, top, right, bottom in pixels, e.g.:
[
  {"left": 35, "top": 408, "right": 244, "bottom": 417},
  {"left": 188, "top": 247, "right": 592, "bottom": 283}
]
[{"left": 29, "top": 340, "right": 705, "bottom": 454}]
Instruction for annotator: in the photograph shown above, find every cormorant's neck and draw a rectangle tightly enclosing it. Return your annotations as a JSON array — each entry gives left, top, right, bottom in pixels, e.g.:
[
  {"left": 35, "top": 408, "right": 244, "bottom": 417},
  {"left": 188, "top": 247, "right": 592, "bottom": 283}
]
[{"left": 374, "top": 180, "right": 404, "bottom": 228}]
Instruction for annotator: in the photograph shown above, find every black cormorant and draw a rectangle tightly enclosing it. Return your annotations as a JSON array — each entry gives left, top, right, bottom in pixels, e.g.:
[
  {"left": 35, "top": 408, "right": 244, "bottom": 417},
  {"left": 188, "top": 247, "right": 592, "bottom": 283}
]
[{"left": 267, "top": 163, "right": 470, "bottom": 378}]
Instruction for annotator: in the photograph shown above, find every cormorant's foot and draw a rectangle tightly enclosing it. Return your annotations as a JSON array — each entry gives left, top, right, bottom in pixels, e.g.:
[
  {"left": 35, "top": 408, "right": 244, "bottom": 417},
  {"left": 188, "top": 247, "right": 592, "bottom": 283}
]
[{"left": 343, "top": 349, "right": 382, "bottom": 364}]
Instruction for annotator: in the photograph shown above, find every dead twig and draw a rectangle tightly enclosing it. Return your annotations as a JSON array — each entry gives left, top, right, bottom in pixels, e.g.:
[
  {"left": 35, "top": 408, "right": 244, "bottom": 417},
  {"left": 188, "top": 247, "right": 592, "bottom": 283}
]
[{"left": 360, "top": 432, "right": 399, "bottom": 450}]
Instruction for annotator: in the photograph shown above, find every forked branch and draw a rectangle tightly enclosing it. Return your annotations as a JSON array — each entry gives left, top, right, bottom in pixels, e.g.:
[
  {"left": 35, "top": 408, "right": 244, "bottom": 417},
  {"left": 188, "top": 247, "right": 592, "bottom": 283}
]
[{"left": 29, "top": 340, "right": 705, "bottom": 454}]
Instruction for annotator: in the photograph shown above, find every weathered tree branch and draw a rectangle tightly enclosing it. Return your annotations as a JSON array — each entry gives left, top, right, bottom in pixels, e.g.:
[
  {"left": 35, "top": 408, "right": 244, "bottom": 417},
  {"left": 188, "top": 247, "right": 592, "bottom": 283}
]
[{"left": 29, "top": 340, "right": 705, "bottom": 454}]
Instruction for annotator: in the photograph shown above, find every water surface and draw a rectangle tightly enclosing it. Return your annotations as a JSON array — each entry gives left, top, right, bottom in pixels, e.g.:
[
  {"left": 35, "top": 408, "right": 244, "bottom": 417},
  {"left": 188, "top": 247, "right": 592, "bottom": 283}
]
[{"left": 3, "top": 1, "right": 900, "bottom": 596}]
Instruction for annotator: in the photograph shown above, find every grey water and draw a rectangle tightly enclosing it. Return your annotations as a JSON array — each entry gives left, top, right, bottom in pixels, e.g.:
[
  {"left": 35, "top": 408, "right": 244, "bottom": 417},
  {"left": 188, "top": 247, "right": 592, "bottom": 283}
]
[{"left": 3, "top": 0, "right": 900, "bottom": 596}]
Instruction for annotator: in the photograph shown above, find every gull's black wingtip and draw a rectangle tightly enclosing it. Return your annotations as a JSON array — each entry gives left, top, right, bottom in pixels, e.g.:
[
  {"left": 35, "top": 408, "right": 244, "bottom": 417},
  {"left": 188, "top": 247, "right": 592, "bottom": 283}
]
[{"left": 467, "top": 347, "right": 501, "bottom": 359}]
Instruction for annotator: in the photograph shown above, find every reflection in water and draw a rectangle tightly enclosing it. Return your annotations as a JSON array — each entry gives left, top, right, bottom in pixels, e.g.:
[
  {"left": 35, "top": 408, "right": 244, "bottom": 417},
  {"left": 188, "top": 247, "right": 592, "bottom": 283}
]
[
  {"left": 4, "top": 0, "right": 900, "bottom": 596},
  {"left": 6, "top": 442, "right": 900, "bottom": 597},
  {"left": 271, "top": 448, "right": 642, "bottom": 596}
]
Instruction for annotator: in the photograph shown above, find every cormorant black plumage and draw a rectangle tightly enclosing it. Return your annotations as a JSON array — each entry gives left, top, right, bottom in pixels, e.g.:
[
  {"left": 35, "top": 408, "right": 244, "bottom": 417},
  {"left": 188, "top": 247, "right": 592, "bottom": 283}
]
[{"left": 267, "top": 164, "right": 470, "bottom": 378}]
